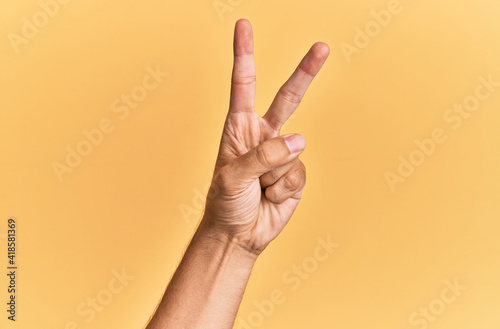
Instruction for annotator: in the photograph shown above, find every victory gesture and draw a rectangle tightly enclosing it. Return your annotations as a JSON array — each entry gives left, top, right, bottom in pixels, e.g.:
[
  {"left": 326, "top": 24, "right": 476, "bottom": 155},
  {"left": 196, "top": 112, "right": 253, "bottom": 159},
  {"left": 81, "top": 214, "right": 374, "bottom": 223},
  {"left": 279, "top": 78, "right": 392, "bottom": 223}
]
[
  {"left": 202, "top": 19, "right": 330, "bottom": 255},
  {"left": 146, "top": 19, "right": 329, "bottom": 329}
]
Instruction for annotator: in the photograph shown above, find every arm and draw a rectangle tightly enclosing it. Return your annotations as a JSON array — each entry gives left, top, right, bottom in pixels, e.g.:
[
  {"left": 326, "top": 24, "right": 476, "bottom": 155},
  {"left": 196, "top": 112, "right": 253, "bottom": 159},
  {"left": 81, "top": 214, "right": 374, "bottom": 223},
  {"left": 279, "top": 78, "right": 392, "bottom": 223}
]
[
  {"left": 144, "top": 220, "right": 257, "bottom": 329},
  {"left": 145, "top": 19, "right": 329, "bottom": 329}
]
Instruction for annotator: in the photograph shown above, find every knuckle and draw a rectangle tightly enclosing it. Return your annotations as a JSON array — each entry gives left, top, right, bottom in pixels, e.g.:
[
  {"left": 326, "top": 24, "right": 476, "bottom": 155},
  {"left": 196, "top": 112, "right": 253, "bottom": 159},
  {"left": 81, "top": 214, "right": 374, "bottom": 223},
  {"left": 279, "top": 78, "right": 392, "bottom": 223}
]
[
  {"left": 214, "top": 165, "right": 234, "bottom": 190},
  {"left": 298, "top": 159, "right": 306, "bottom": 172},
  {"left": 255, "top": 144, "right": 273, "bottom": 168},
  {"left": 296, "top": 161, "right": 306, "bottom": 185},
  {"left": 232, "top": 74, "right": 256, "bottom": 86},
  {"left": 299, "top": 164, "right": 306, "bottom": 182},
  {"left": 267, "top": 169, "right": 281, "bottom": 183},
  {"left": 265, "top": 187, "right": 284, "bottom": 204},
  {"left": 265, "top": 111, "right": 283, "bottom": 130},
  {"left": 278, "top": 86, "right": 303, "bottom": 104},
  {"left": 298, "top": 63, "right": 316, "bottom": 78},
  {"left": 260, "top": 172, "right": 274, "bottom": 188},
  {"left": 282, "top": 171, "right": 302, "bottom": 192}
]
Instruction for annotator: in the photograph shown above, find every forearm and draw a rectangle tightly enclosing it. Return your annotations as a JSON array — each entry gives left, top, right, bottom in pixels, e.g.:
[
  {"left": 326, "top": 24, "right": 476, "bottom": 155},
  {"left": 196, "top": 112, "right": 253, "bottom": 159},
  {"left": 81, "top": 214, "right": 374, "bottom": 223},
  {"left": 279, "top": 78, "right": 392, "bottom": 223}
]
[{"left": 145, "top": 217, "right": 258, "bottom": 329}]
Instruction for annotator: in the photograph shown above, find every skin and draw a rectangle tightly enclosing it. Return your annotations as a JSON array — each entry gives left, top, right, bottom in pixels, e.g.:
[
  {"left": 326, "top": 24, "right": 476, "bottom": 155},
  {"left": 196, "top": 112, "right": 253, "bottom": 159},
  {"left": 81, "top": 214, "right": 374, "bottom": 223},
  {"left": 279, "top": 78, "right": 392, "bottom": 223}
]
[{"left": 145, "top": 19, "right": 329, "bottom": 329}]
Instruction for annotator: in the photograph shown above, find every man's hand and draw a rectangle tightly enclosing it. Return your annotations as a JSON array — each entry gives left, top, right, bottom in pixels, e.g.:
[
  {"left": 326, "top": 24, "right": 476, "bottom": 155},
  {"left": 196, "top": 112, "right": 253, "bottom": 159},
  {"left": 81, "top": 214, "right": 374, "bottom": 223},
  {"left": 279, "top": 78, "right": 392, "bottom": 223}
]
[
  {"left": 201, "top": 19, "right": 330, "bottom": 255},
  {"left": 145, "top": 19, "right": 329, "bottom": 329}
]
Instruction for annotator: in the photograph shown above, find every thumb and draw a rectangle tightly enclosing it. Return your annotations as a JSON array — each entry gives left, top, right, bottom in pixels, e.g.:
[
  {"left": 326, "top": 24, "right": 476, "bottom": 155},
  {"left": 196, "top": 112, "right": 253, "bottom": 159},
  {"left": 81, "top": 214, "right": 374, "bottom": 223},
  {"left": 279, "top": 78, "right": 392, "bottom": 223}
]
[{"left": 231, "top": 134, "right": 305, "bottom": 182}]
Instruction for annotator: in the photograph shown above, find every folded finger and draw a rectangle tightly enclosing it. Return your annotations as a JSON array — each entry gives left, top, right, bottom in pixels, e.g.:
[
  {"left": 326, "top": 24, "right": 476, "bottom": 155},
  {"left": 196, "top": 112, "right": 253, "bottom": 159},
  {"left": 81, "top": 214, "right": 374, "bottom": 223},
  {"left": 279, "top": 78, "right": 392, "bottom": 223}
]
[
  {"left": 264, "top": 161, "right": 306, "bottom": 204},
  {"left": 260, "top": 158, "right": 298, "bottom": 189}
]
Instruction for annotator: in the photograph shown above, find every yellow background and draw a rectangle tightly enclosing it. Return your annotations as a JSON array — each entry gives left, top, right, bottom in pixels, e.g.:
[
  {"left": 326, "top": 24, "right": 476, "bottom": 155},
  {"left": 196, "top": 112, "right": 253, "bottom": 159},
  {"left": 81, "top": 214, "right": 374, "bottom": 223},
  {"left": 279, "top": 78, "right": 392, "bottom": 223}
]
[{"left": 1, "top": 0, "right": 500, "bottom": 328}]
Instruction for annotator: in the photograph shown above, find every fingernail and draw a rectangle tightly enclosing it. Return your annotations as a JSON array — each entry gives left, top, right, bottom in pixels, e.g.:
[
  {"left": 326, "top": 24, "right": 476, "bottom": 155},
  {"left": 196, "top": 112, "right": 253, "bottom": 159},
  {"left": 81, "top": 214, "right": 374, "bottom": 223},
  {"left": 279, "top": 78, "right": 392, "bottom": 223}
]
[{"left": 284, "top": 134, "right": 305, "bottom": 154}]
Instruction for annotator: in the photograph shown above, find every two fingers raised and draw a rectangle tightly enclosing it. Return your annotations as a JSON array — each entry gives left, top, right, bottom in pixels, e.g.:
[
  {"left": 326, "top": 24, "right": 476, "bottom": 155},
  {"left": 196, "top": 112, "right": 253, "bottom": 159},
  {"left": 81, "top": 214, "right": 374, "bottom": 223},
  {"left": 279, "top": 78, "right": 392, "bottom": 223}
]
[{"left": 229, "top": 19, "right": 330, "bottom": 134}]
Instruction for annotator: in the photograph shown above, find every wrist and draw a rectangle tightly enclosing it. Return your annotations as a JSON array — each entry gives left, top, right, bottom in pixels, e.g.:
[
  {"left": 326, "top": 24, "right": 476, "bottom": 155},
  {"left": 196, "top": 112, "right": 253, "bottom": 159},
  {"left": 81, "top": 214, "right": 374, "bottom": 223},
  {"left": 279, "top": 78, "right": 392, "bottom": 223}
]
[{"left": 196, "top": 216, "right": 260, "bottom": 265}]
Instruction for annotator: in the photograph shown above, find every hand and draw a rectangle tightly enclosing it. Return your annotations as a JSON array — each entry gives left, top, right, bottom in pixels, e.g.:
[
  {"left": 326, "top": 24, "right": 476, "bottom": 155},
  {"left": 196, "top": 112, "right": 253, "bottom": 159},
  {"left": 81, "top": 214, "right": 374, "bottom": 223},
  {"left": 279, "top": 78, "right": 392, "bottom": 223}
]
[{"left": 201, "top": 19, "right": 329, "bottom": 255}]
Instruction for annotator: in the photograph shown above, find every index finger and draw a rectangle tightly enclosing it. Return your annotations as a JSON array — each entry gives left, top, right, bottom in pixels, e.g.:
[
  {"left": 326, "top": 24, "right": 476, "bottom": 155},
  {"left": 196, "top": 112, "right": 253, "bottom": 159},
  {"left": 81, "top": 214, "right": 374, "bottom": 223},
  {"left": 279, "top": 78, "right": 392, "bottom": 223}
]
[
  {"left": 263, "top": 42, "right": 330, "bottom": 130},
  {"left": 229, "top": 19, "right": 256, "bottom": 113}
]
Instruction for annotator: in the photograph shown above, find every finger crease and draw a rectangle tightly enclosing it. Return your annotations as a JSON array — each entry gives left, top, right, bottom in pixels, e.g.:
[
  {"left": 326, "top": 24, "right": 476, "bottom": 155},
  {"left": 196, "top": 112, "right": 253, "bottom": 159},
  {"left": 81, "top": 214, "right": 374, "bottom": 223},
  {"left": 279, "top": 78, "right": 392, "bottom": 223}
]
[
  {"left": 232, "top": 75, "right": 256, "bottom": 85},
  {"left": 298, "top": 64, "right": 316, "bottom": 78},
  {"left": 279, "top": 88, "right": 303, "bottom": 104}
]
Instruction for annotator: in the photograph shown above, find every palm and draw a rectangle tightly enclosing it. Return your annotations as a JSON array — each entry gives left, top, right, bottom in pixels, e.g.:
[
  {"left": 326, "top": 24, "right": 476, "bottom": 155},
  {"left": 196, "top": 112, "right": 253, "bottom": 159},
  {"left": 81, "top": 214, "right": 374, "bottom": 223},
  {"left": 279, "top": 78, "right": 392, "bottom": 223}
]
[
  {"left": 206, "top": 20, "right": 329, "bottom": 252},
  {"left": 217, "top": 111, "right": 299, "bottom": 247}
]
